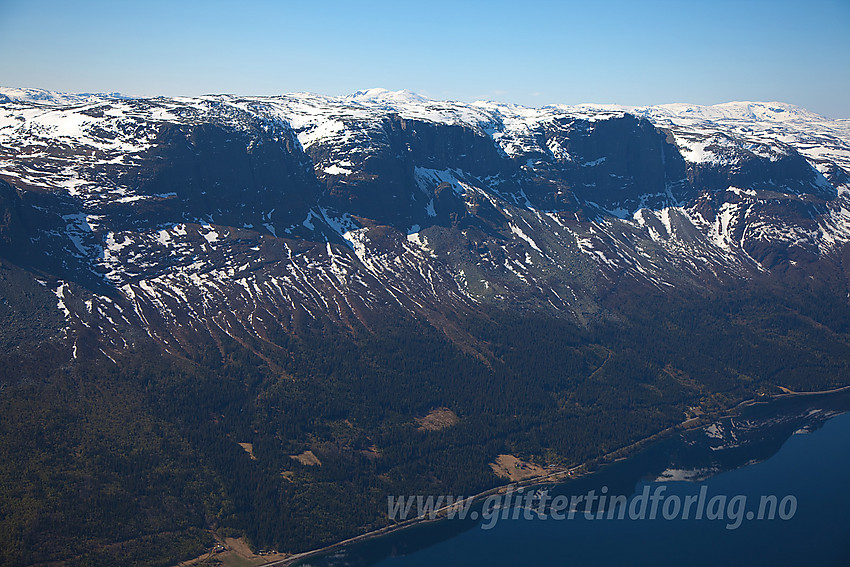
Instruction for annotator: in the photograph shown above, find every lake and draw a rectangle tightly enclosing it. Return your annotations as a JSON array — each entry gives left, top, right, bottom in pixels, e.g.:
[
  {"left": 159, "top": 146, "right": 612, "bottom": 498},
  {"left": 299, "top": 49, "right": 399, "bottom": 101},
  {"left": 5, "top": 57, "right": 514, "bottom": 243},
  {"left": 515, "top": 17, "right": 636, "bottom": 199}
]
[{"left": 300, "top": 390, "right": 850, "bottom": 567}]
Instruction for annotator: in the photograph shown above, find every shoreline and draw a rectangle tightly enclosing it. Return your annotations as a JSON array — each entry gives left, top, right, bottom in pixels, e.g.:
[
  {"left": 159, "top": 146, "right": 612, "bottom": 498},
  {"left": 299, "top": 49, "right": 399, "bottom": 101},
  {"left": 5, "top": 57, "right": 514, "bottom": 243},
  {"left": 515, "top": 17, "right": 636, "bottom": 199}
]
[{"left": 257, "top": 383, "right": 850, "bottom": 567}]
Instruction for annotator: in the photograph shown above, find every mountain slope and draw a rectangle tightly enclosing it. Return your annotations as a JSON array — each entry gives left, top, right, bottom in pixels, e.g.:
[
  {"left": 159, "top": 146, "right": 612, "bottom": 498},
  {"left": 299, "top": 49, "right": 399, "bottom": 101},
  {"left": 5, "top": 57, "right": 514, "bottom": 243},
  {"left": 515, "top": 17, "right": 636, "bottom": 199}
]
[
  {"left": 1, "top": 87, "right": 850, "bottom": 563},
  {"left": 2, "top": 89, "right": 849, "bottom": 353}
]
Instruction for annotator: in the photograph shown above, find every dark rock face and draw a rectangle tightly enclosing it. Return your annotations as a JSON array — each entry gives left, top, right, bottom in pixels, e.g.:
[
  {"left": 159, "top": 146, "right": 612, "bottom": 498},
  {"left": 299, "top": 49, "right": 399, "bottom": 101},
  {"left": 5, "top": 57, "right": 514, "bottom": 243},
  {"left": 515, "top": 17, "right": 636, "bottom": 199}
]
[
  {"left": 525, "top": 115, "right": 693, "bottom": 213},
  {"left": 117, "top": 119, "right": 321, "bottom": 231},
  {"left": 309, "top": 116, "right": 513, "bottom": 228},
  {"left": 307, "top": 114, "right": 695, "bottom": 228},
  {"left": 0, "top": 180, "right": 66, "bottom": 270},
  {"left": 688, "top": 151, "right": 834, "bottom": 198},
  {"left": 0, "top": 179, "right": 24, "bottom": 246}
]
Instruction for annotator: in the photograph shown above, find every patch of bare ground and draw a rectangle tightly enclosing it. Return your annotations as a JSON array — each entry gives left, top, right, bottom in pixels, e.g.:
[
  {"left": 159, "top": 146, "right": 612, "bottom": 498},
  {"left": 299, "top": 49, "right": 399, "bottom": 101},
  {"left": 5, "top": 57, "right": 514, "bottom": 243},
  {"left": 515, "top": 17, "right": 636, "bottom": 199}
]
[
  {"left": 175, "top": 536, "right": 289, "bottom": 567},
  {"left": 237, "top": 442, "right": 257, "bottom": 460},
  {"left": 290, "top": 450, "right": 321, "bottom": 466},
  {"left": 360, "top": 444, "right": 381, "bottom": 459},
  {"left": 416, "top": 407, "right": 459, "bottom": 431},
  {"left": 489, "top": 454, "right": 546, "bottom": 481}
]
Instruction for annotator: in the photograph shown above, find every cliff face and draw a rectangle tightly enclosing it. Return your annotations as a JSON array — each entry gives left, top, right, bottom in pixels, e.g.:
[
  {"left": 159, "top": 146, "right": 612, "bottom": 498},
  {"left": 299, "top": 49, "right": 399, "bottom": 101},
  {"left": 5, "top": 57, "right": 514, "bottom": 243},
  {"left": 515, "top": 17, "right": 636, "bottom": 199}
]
[{"left": 0, "top": 180, "right": 24, "bottom": 247}]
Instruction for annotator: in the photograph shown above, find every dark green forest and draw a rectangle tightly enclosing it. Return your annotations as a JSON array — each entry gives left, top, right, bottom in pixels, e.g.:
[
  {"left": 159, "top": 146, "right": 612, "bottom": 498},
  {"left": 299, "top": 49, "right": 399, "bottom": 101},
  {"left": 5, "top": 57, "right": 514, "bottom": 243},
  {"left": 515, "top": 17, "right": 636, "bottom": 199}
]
[{"left": 1, "top": 277, "right": 850, "bottom": 566}]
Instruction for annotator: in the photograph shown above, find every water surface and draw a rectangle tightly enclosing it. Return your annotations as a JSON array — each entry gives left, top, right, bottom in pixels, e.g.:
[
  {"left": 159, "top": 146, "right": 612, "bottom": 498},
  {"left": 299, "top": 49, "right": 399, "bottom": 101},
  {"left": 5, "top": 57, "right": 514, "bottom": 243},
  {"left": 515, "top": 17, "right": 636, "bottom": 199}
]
[{"left": 304, "top": 391, "right": 850, "bottom": 567}]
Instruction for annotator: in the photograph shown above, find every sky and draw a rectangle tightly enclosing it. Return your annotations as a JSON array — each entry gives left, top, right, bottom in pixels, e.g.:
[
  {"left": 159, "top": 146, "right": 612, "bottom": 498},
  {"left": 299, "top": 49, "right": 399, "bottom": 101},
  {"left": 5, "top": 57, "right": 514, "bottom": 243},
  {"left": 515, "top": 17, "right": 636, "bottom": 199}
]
[{"left": 1, "top": 0, "right": 848, "bottom": 117}]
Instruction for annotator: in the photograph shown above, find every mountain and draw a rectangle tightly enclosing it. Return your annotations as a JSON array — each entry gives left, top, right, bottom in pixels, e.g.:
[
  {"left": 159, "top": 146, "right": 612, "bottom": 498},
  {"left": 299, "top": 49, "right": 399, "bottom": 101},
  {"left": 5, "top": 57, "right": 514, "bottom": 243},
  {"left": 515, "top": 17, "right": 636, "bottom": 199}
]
[
  {"left": 1, "top": 87, "right": 850, "bottom": 565},
  {"left": 2, "top": 89, "right": 848, "bottom": 348}
]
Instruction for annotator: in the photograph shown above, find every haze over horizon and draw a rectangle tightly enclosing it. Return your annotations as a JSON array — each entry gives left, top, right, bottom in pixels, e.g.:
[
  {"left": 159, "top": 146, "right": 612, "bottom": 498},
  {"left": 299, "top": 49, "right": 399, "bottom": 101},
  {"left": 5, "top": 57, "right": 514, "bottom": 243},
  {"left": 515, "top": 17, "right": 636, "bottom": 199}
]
[{"left": 1, "top": 0, "right": 849, "bottom": 118}]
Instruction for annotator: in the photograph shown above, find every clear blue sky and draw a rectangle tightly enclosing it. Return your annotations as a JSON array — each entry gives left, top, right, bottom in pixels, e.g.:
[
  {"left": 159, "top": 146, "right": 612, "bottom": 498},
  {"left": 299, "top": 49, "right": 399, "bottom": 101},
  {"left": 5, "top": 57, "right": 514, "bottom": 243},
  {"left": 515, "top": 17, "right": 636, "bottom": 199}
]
[{"left": 1, "top": 0, "right": 848, "bottom": 117}]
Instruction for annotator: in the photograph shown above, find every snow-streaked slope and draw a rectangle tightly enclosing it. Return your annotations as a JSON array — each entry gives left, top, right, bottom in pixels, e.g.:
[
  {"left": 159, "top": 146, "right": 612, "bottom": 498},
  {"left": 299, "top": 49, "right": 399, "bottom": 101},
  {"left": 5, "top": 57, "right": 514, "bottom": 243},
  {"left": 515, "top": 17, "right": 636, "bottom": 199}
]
[{"left": 2, "top": 87, "right": 850, "bottom": 358}]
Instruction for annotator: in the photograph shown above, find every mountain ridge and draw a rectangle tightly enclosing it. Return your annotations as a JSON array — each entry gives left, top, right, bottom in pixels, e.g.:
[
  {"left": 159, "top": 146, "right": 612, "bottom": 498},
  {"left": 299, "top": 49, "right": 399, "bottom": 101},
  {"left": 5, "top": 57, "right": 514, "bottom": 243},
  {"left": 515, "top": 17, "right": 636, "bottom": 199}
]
[{"left": 2, "top": 86, "right": 849, "bottom": 355}]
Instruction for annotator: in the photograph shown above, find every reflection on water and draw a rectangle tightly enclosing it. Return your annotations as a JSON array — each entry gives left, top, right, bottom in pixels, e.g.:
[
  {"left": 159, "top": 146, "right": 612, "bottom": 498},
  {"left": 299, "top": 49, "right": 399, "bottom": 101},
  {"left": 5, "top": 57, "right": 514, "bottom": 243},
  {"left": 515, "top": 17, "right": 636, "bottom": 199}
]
[{"left": 300, "top": 390, "right": 850, "bottom": 567}]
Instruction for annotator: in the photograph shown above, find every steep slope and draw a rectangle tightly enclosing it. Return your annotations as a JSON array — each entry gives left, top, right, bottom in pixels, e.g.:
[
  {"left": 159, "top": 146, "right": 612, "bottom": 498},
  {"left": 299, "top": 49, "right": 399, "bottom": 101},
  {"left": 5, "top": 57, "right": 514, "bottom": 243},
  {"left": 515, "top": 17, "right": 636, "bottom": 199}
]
[{"left": 2, "top": 89, "right": 849, "bottom": 354}]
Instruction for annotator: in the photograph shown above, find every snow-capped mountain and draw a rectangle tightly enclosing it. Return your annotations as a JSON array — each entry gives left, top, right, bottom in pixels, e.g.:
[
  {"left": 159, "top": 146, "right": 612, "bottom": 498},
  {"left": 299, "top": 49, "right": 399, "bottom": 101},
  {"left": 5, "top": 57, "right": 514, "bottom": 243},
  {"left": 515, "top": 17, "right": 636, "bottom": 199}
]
[
  {"left": 0, "top": 86, "right": 130, "bottom": 106},
  {"left": 1, "top": 87, "right": 849, "bottom": 360}
]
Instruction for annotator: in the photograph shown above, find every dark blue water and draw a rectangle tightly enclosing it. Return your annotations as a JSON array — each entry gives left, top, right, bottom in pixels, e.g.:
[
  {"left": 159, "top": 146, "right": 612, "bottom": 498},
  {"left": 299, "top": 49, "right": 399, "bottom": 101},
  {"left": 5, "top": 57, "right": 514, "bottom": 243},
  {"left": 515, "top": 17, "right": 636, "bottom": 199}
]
[
  {"left": 304, "top": 394, "right": 850, "bottom": 567},
  {"left": 376, "top": 413, "right": 850, "bottom": 567}
]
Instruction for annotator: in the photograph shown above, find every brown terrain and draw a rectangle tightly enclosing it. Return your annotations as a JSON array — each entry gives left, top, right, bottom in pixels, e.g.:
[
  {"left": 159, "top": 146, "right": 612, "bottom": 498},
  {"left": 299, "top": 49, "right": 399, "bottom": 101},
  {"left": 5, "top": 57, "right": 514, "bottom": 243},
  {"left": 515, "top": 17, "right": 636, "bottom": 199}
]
[
  {"left": 416, "top": 408, "right": 459, "bottom": 431},
  {"left": 489, "top": 454, "right": 546, "bottom": 482}
]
